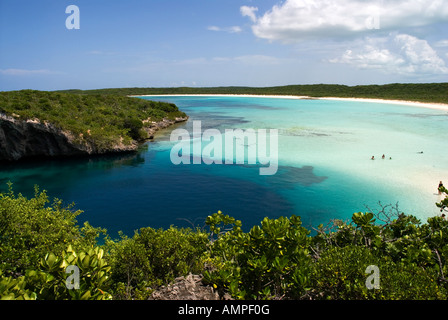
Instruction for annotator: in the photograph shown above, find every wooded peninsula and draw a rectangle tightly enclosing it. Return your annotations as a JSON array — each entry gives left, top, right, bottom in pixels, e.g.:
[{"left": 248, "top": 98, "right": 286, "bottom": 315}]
[
  {"left": 59, "top": 82, "right": 448, "bottom": 104},
  {"left": 0, "top": 90, "right": 187, "bottom": 161}
]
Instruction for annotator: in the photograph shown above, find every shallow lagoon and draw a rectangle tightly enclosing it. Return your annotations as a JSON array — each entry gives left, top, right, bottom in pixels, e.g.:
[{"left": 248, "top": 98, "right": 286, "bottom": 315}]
[{"left": 1, "top": 96, "right": 447, "bottom": 236}]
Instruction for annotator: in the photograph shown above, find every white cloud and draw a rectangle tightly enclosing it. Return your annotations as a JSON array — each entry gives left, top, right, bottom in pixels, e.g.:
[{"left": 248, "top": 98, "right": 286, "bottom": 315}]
[
  {"left": 330, "top": 34, "right": 448, "bottom": 75},
  {"left": 330, "top": 47, "right": 405, "bottom": 70},
  {"left": 207, "top": 26, "right": 220, "bottom": 32},
  {"left": 242, "top": 0, "right": 448, "bottom": 43},
  {"left": 240, "top": 6, "right": 258, "bottom": 23},
  {"left": 207, "top": 25, "right": 242, "bottom": 33},
  {"left": 395, "top": 34, "right": 448, "bottom": 74},
  {"left": 435, "top": 39, "right": 448, "bottom": 47},
  {"left": 0, "top": 68, "right": 59, "bottom": 76},
  {"left": 229, "top": 26, "right": 243, "bottom": 33}
]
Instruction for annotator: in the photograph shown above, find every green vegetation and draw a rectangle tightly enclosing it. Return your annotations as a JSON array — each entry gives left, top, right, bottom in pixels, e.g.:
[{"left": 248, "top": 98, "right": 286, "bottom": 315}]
[
  {"left": 1, "top": 184, "right": 448, "bottom": 300},
  {"left": 58, "top": 82, "right": 448, "bottom": 104},
  {"left": 0, "top": 90, "right": 187, "bottom": 151},
  {"left": 0, "top": 183, "right": 109, "bottom": 300},
  {"left": 438, "top": 183, "right": 448, "bottom": 213},
  {"left": 107, "top": 227, "right": 209, "bottom": 300}
]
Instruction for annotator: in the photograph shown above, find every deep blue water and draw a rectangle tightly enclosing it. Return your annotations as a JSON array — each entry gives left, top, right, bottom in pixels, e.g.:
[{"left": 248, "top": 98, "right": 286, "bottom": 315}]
[{"left": 0, "top": 148, "right": 299, "bottom": 237}]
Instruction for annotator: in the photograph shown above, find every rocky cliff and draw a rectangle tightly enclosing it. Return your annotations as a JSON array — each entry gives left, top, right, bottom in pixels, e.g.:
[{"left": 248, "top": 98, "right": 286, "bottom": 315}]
[{"left": 0, "top": 113, "right": 187, "bottom": 162}]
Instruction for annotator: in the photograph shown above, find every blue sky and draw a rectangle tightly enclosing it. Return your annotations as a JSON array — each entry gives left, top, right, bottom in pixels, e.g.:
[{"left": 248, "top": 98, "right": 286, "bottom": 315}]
[{"left": 1, "top": 0, "right": 447, "bottom": 91}]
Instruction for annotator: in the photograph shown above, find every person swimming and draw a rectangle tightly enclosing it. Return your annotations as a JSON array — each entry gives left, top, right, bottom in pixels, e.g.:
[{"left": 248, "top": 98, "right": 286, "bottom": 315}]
[{"left": 371, "top": 156, "right": 375, "bottom": 160}]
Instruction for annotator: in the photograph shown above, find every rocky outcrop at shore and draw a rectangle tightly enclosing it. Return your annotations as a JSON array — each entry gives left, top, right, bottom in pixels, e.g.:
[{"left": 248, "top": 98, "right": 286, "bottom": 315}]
[
  {"left": 0, "top": 113, "right": 187, "bottom": 162},
  {"left": 142, "top": 116, "right": 188, "bottom": 140}
]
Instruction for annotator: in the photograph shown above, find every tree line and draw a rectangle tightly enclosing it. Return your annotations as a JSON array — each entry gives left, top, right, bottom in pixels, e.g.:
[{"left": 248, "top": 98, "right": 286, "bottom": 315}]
[{"left": 58, "top": 83, "right": 448, "bottom": 104}]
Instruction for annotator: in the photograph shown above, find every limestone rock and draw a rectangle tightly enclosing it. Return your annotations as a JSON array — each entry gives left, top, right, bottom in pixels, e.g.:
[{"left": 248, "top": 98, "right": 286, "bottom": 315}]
[
  {"left": 149, "top": 274, "right": 226, "bottom": 300},
  {"left": 0, "top": 113, "right": 188, "bottom": 162}
]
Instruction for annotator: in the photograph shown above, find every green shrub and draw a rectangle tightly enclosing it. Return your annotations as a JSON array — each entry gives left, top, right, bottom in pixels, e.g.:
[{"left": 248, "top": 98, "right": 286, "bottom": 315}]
[
  {"left": 0, "top": 183, "right": 105, "bottom": 276},
  {"left": 310, "top": 246, "right": 380, "bottom": 299},
  {"left": 0, "top": 272, "right": 36, "bottom": 300},
  {"left": 105, "top": 226, "right": 209, "bottom": 300},
  {"left": 0, "top": 245, "right": 112, "bottom": 300},
  {"left": 309, "top": 245, "right": 447, "bottom": 300},
  {"left": 24, "top": 245, "right": 112, "bottom": 300},
  {"left": 203, "top": 211, "right": 312, "bottom": 299}
]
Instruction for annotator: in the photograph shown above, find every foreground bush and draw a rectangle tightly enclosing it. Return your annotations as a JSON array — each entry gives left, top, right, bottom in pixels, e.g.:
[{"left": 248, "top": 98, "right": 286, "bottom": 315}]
[
  {"left": 105, "top": 226, "right": 209, "bottom": 299},
  {"left": 1, "top": 245, "right": 112, "bottom": 300},
  {"left": 309, "top": 245, "right": 446, "bottom": 300},
  {"left": 203, "top": 206, "right": 448, "bottom": 300},
  {"left": 1, "top": 185, "right": 448, "bottom": 300},
  {"left": 203, "top": 212, "right": 312, "bottom": 299},
  {"left": 0, "top": 183, "right": 104, "bottom": 276}
]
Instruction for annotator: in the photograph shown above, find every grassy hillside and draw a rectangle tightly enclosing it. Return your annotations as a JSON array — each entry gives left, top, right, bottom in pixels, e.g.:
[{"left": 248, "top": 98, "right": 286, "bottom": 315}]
[
  {"left": 59, "top": 83, "right": 448, "bottom": 104},
  {"left": 0, "top": 90, "right": 187, "bottom": 150}
]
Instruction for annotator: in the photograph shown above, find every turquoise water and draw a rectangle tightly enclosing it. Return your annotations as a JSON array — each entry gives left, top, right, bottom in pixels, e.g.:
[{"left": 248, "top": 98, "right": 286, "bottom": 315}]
[{"left": 1, "top": 96, "right": 447, "bottom": 236}]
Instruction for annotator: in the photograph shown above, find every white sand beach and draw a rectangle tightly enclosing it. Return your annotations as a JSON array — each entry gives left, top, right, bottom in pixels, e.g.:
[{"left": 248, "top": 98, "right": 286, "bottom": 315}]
[
  {"left": 134, "top": 94, "right": 448, "bottom": 112},
  {"left": 317, "top": 97, "right": 448, "bottom": 112}
]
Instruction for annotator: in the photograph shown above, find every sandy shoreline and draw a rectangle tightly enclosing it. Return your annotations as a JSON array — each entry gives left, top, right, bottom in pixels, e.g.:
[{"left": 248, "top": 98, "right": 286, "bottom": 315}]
[
  {"left": 132, "top": 94, "right": 311, "bottom": 100},
  {"left": 318, "top": 97, "right": 448, "bottom": 112},
  {"left": 133, "top": 94, "right": 448, "bottom": 112}
]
